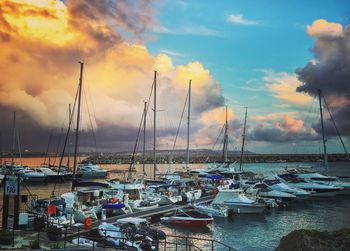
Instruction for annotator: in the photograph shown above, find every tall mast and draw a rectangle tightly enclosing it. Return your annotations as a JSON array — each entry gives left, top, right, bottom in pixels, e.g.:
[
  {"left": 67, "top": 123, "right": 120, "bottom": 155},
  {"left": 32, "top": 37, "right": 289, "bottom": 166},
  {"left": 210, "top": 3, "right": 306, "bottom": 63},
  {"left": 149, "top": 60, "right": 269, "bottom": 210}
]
[
  {"left": 11, "top": 111, "right": 16, "bottom": 165},
  {"left": 72, "top": 61, "right": 84, "bottom": 189},
  {"left": 318, "top": 89, "right": 328, "bottom": 175},
  {"left": 223, "top": 106, "right": 228, "bottom": 162},
  {"left": 67, "top": 104, "right": 71, "bottom": 171},
  {"left": 239, "top": 107, "right": 248, "bottom": 171},
  {"left": 153, "top": 71, "right": 157, "bottom": 180},
  {"left": 142, "top": 101, "right": 147, "bottom": 178},
  {"left": 0, "top": 132, "right": 2, "bottom": 166},
  {"left": 186, "top": 80, "right": 192, "bottom": 170}
]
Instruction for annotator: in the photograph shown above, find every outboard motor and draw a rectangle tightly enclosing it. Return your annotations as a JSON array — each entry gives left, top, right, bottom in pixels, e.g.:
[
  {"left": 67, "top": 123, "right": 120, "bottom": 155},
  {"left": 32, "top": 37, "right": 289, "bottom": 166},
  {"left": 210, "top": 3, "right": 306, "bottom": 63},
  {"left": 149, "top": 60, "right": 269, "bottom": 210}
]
[
  {"left": 181, "top": 192, "right": 188, "bottom": 203},
  {"left": 140, "top": 238, "right": 152, "bottom": 250}
]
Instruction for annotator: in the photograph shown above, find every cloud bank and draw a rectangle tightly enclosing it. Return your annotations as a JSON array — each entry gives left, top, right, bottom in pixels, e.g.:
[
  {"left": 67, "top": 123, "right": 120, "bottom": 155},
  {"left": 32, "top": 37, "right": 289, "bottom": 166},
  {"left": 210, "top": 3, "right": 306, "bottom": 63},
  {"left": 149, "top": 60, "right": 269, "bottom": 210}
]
[
  {"left": 0, "top": 0, "right": 227, "bottom": 152},
  {"left": 296, "top": 19, "right": 350, "bottom": 136}
]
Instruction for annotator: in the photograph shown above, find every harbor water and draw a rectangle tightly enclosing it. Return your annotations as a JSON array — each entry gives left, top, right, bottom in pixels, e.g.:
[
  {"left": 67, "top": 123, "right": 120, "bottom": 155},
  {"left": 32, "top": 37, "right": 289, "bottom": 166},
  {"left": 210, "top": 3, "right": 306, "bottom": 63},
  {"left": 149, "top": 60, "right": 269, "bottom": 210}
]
[{"left": 1, "top": 158, "right": 350, "bottom": 250}]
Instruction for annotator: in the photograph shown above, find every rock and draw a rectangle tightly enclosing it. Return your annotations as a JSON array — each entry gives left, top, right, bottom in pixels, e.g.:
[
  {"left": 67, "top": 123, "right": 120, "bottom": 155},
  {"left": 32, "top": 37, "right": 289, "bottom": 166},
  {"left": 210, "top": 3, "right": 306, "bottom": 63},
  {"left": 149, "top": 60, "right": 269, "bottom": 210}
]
[{"left": 275, "top": 228, "right": 350, "bottom": 251}]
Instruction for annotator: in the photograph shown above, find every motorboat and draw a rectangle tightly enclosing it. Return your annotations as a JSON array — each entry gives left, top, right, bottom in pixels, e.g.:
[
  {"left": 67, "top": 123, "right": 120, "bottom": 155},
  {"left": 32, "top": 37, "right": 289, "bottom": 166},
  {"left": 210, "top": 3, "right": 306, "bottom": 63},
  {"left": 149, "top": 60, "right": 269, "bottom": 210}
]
[
  {"left": 61, "top": 188, "right": 111, "bottom": 223},
  {"left": 161, "top": 208, "right": 213, "bottom": 227},
  {"left": 36, "top": 167, "right": 72, "bottom": 181},
  {"left": 77, "top": 163, "right": 108, "bottom": 178},
  {"left": 98, "top": 222, "right": 156, "bottom": 250},
  {"left": 212, "top": 188, "right": 266, "bottom": 214},
  {"left": 18, "top": 168, "right": 46, "bottom": 182},
  {"left": 276, "top": 173, "right": 344, "bottom": 197},
  {"left": 106, "top": 179, "right": 145, "bottom": 200},
  {"left": 129, "top": 198, "right": 160, "bottom": 212},
  {"left": 170, "top": 178, "right": 202, "bottom": 202},
  {"left": 192, "top": 203, "right": 228, "bottom": 217},
  {"left": 245, "top": 182, "right": 297, "bottom": 202},
  {"left": 116, "top": 217, "right": 166, "bottom": 242},
  {"left": 264, "top": 179, "right": 311, "bottom": 199},
  {"left": 71, "top": 237, "right": 97, "bottom": 248},
  {"left": 286, "top": 169, "right": 350, "bottom": 195},
  {"left": 1, "top": 162, "right": 24, "bottom": 174}
]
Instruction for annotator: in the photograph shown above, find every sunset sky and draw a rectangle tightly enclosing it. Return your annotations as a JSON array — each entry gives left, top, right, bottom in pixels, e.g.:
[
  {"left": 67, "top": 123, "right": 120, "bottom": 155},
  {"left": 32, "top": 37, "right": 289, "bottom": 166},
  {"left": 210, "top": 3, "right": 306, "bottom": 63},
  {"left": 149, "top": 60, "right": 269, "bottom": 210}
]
[{"left": 0, "top": 0, "right": 350, "bottom": 154}]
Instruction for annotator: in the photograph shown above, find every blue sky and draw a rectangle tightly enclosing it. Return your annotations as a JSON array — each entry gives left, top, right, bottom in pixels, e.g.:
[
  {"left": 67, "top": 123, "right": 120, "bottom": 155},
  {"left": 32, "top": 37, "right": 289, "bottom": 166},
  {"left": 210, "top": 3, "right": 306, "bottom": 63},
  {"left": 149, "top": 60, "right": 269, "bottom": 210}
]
[
  {"left": 147, "top": 0, "right": 348, "bottom": 108},
  {"left": 143, "top": 0, "right": 350, "bottom": 153}
]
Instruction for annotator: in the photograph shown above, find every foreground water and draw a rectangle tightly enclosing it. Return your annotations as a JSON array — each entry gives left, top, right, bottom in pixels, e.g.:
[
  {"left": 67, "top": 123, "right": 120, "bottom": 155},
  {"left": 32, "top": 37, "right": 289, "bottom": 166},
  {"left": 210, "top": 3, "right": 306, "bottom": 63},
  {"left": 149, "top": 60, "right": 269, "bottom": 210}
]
[{"left": 1, "top": 158, "right": 350, "bottom": 250}]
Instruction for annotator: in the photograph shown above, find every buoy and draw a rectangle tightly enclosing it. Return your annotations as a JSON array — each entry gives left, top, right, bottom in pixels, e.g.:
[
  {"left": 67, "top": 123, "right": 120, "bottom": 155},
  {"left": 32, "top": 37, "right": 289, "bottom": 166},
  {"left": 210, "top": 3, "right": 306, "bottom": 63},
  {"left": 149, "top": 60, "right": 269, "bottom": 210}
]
[
  {"left": 112, "top": 197, "right": 118, "bottom": 203},
  {"left": 84, "top": 217, "right": 92, "bottom": 229}
]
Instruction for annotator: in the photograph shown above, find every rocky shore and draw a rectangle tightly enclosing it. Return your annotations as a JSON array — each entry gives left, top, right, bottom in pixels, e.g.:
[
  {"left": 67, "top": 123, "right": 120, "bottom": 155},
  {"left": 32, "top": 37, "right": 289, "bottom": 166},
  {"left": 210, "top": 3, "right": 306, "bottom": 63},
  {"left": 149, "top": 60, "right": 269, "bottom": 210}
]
[{"left": 275, "top": 228, "right": 350, "bottom": 251}]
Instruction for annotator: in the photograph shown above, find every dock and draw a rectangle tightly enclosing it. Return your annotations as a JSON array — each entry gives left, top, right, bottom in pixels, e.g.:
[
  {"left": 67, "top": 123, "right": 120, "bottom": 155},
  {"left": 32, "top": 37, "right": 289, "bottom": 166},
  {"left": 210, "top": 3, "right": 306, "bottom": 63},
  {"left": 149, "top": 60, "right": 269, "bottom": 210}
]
[{"left": 68, "top": 195, "right": 215, "bottom": 235}]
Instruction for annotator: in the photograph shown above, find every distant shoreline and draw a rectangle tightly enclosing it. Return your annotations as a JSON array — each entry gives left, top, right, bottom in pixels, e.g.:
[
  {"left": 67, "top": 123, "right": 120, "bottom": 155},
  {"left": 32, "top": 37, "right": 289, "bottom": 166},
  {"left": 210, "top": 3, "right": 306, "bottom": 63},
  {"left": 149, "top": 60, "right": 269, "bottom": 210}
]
[{"left": 2, "top": 152, "right": 348, "bottom": 164}]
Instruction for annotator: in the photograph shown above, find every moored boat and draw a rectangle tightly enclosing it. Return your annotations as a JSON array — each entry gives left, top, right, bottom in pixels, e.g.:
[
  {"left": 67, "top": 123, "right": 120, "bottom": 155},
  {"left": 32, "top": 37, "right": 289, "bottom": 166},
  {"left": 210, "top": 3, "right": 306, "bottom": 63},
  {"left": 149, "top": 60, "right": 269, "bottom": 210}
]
[
  {"left": 161, "top": 208, "right": 213, "bottom": 227},
  {"left": 212, "top": 188, "right": 266, "bottom": 214}
]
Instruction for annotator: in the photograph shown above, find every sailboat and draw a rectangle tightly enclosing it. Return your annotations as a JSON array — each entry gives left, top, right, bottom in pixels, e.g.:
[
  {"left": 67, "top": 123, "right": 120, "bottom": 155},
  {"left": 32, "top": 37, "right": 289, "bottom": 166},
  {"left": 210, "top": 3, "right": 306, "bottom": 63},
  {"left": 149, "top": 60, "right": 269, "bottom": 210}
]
[
  {"left": 276, "top": 90, "right": 348, "bottom": 196},
  {"left": 207, "top": 106, "right": 237, "bottom": 174}
]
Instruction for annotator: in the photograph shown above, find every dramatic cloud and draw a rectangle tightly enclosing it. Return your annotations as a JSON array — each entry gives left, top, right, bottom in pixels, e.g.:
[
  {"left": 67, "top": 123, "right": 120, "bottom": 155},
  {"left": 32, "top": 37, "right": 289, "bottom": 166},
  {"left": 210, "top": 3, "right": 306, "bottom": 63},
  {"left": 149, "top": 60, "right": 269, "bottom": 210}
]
[
  {"left": 265, "top": 71, "right": 313, "bottom": 105},
  {"left": 0, "top": 0, "right": 227, "bottom": 152},
  {"left": 248, "top": 112, "right": 316, "bottom": 143},
  {"left": 296, "top": 19, "right": 350, "bottom": 136},
  {"left": 227, "top": 14, "right": 258, "bottom": 25},
  {"left": 307, "top": 19, "right": 343, "bottom": 40}
]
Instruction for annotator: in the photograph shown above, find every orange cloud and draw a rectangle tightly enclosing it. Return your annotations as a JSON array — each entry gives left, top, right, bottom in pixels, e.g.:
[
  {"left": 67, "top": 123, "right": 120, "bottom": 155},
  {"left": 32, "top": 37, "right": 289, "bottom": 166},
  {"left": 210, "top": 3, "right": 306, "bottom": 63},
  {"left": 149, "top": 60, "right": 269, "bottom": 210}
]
[
  {"left": 253, "top": 112, "right": 298, "bottom": 122},
  {"left": 0, "top": 0, "right": 226, "bottom": 149},
  {"left": 307, "top": 19, "right": 343, "bottom": 39},
  {"left": 265, "top": 71, "right": 313, "bottom": 105},
  {"left": 276, "top": 114, "right": 305, "bottom": 133},
  {"left": 201, "top": 107, "right": 234, "bottom": 125},
  {"left": 174, "top": 62, "right": 212, "bottom": 88}
]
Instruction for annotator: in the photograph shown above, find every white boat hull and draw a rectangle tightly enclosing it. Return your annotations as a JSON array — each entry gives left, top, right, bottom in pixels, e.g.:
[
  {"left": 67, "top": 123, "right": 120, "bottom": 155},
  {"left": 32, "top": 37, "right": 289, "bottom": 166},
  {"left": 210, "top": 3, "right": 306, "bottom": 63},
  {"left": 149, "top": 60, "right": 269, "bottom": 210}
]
[{"left": 223, "top": 202, "right": 266, "bottom": 214}]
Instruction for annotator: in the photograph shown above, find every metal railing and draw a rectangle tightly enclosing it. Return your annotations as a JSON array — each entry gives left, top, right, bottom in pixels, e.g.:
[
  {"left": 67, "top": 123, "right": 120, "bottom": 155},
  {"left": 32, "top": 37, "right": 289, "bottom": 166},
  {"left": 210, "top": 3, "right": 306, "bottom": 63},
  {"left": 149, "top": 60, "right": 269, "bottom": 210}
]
[{"left": 1, "top": 218, "right": 236, "bottom": 251}]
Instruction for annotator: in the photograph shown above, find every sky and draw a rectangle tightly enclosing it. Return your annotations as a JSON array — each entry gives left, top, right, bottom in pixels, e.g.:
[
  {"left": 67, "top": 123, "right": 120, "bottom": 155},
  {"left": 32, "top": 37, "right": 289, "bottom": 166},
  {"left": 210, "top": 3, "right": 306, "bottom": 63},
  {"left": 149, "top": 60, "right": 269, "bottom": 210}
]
[{"left": 0, "top": 0, "right": 350, "bottom": 155}]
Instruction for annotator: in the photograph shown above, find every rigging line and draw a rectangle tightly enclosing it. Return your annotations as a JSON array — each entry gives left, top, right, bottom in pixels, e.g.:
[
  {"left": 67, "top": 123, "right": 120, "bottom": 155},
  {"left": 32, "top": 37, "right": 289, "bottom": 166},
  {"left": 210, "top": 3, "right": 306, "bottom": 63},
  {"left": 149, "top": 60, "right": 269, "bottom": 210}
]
[
  {"left": 52, "top": 127, "right": 64, "bottom": 167},
  {"left": 43, "top": 130, "right": 53, "bottom": 165},
  {"left": 129, "top": 108, "right": 145, "bottom": 172},
  {"left": 51, "top": 112, "right": 69, "bottom": 166},
  {"left": 212, "top": 124, "right": 225, "bottom": 151},
  {"left": 172, "top": 92, "right": 189, "bottom": 152},
  {"left": 322, "top": 94, "right": 350, "bottom": 159},
  {"left": 16, "top": 127, "right": 22, "bottom": 166},
  {"left": 129, "top": 75, "right": 155, "bottom": 170},
  {"left": 22, "top": 181, "right": 35, "bottom": 199},
  {"left": 83, "top": 87, "right": 98, "bottom": 153},
  {"left": 52, "top": 82, "right": 79, "bottom": 196},
  {"left": 85, "top": 78, "right": 99, "bottom": 142}
]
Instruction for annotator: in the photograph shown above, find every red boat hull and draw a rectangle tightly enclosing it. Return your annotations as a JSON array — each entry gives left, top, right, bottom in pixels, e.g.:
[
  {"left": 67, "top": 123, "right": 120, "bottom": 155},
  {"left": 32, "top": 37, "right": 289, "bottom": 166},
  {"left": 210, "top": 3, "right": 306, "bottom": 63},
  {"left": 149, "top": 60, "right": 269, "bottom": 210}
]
[{"left": 170, "top": 220, "right": 212, "bottom": 227}]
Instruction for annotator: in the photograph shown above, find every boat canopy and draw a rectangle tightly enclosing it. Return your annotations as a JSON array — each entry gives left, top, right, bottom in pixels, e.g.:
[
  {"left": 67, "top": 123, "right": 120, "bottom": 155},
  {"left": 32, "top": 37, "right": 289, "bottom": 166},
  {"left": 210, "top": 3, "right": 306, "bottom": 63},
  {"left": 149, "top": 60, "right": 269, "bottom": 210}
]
[{"left": 206, "top": 175, "right": 224, "bottom": 180}]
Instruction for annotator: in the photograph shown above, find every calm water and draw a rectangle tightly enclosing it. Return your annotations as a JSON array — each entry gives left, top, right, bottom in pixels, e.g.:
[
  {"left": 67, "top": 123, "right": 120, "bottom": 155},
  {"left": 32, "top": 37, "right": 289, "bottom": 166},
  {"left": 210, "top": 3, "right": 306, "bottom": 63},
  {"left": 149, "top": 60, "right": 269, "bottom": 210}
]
[{"left": 1, "top": 158, "right": 350, "bottom": 250}]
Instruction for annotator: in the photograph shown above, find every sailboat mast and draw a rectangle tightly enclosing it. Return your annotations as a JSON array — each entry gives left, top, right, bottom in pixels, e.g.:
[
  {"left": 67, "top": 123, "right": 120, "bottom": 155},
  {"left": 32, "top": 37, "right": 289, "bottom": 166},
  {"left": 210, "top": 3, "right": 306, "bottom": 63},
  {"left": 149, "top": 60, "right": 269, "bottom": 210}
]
[
  {"left": 153, "top": 71, "right": 157, "bottom": 180},
  {"left": 186, "top": 80, "right": 192, "bottom": 170},
  {"left": 72, "top": 62, "right": 84, "bottom": 188},
  {"left": 142, "top": 101, "right": 147, "bottom": 178},
  {"left": 318, "top": 89, "right": 328, "bottom": 175},
  {"left": 223, "top": 106, "right": 228, "bottom": 162},
  {"left": 239, "top": 107, "right": 248, "bottom": 171},
  {"left": 67, "top": 104, "right": 71, "bottom": 171},
  {"left": 11, "top": 111, "right": 16, "bottom": 165}
]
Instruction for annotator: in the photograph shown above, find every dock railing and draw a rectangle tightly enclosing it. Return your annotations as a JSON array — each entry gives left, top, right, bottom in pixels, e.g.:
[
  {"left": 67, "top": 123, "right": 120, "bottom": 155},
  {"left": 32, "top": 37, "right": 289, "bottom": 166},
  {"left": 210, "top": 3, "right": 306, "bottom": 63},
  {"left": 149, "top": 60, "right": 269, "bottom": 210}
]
[
  {"left": 0, "top": 224, "right": 237, "bottom": 251},
  {"left": 67, "top": 226, "right": 237, "bottom": 251}
]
